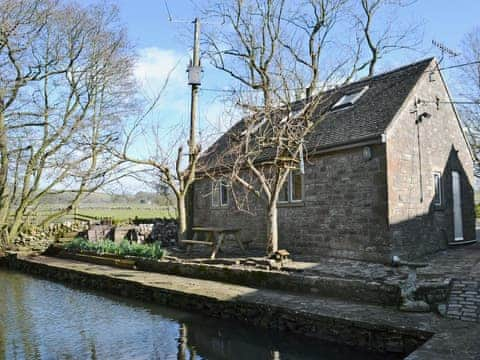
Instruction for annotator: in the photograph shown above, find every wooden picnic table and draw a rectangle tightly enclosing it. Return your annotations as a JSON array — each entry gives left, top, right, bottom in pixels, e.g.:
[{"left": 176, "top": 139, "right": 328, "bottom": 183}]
[{"left": 183, "top": 227, "right": 244, "bottom": 259}]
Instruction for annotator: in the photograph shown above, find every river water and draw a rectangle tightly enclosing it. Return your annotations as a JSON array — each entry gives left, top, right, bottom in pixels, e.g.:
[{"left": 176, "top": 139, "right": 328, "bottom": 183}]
[{"left": 0, "top": 269, "right": 397, "bottom": 360}]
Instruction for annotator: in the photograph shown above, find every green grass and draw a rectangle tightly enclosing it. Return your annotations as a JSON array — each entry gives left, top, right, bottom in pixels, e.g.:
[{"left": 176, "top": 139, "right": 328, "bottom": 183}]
[
  {"left": 76, "top": 207, "right": 175, "bottom": 221},
  {"left": 28, "top": 204, "right": 176, "bottom": 223},
  {"left": 65, "top": 238, "right": 164, "bottom": 259}
]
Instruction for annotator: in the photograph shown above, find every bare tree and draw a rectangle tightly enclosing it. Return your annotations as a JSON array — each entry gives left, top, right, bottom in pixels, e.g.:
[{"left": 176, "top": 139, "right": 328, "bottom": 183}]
[
  {"left": 116, "top": 65, "right": 202, "bottom": 241},
  {"left": 202, "top": 0, "right": 348, "bottom": 254},
  {"left": 458, "top": 27, "right": 480, "bottom": 175},
  {"left": 352, "top": 0, "right": 422, "bottom": 77},
  {"left": 202, "top": 0, "right": 421, "bottom": 255},
  {"left": 0, "top": 0, "right": 136, "bottom": 244}
]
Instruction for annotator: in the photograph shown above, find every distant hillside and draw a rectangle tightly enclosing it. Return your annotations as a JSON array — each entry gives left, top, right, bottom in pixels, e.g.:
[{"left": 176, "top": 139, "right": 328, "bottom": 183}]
[{"left": 39, "top": 191, "right": 175, "bottom": 207}]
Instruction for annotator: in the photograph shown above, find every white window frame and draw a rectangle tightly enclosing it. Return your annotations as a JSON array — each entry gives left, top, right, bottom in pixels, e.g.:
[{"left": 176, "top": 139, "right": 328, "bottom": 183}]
[
  {"left": 280, "top": 108, "right": 303, "bottom": 124},
  {"left": 211, "top": 179, "right": 229, "bottom": 208},
  {"left": 433, "top": 171, "right": 442, "bottom": 206},
  {"left": 331, "top": 86, "right": 369, "bottom": 110},
  {"left": 278, "top": 176, "right": 290, "bottom": 203},
  {"left": 278, "top": 171, "right": 304, "bottom": 204},
  {"left": 220, "top": 180, "right": 229, "bottom": 206}
]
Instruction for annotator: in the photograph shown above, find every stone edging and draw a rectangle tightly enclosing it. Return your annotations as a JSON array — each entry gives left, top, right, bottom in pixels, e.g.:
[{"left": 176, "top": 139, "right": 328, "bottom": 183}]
[{"left": 56, "top": 249, "right": 401, "bottom": 306}]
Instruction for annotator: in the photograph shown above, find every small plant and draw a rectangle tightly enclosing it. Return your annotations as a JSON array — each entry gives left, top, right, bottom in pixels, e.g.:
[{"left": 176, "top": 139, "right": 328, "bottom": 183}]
[{"left": 65, "top": 238, "right": 164, "bottom": 259}]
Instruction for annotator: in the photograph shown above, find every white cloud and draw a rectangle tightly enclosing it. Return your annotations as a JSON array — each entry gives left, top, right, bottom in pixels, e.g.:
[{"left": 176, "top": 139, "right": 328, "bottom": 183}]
[{"left": 134, "top": 47, "right": 185, "bottom": 86}]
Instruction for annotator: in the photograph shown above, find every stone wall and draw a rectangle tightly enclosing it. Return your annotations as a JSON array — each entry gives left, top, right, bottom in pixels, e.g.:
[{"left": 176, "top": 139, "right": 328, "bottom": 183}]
[
  {"left": 194, "top": 144, "right": 391, "bottom": 262},
  {"left": 193, "top": 175, "right": 268, "bottom": 252},
  {"left": 386, "top": 64, "right": 476, "bottom": 260},
  {"left": 87, "top": 219, "right": 178, "bottom": 246}
]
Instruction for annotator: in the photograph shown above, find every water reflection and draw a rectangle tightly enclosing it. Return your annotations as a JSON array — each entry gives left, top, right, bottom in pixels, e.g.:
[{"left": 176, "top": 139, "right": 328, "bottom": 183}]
[{"left": 0, "top": 269, "right": 398, "bottom": 360}]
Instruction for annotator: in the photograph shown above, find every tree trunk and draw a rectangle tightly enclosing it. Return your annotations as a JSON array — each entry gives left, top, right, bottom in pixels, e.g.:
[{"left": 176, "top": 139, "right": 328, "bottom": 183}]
[
  {"left": 0, "top": 111, "right": 10, "bottom": 234},
  {"left": 177, "top": 193, "right": 187, "bottom": 242},
  {"left": 267, "top": 204, "right": 278, "bottom": 254},
  {"left": 8, "top": 218, "right": 22, "bottom": 244}
]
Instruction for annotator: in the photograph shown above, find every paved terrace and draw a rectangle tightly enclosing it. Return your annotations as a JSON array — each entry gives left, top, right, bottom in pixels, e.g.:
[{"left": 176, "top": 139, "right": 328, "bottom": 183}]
[
  {"left": 7, "top": 255, "right": 480, "bottom": 359},
  {"left": 176, "top": 241, "right": 480, "bottom": 280},
  {"left": 170, "top": 242, "right": 480, "bottom": 322}
]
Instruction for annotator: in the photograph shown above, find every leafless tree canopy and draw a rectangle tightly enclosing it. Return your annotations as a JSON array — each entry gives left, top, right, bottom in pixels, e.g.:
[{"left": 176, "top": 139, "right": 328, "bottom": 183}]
[
  {"left": 201, "top": 0, "right": 421, "bottom": 254},
  {"left": 0, "top": 0, "right": 137, "bottom": 243},
  {"left": 458, "top": 27, "right": 480, "bottom": 176}
]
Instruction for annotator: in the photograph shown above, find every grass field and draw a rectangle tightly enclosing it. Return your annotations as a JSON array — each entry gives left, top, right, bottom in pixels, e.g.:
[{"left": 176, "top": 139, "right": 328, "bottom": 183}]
[
  {"left": 29, "top": 203, "right": 176, "bottom": 223},
  {"left": 76, "top": 206, "right": 175, "bottom": 221}
]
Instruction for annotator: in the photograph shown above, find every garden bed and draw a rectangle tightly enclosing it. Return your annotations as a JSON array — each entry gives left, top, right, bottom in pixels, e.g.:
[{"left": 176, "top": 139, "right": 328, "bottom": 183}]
[{"left": 63, "top": 238, "right": 164, "bottom": 260}]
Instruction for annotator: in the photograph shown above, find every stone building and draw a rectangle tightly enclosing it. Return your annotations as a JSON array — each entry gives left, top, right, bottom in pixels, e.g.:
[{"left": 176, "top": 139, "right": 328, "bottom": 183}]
[{"left": 192, "top": 58, "right": 476, "bottom": 263}]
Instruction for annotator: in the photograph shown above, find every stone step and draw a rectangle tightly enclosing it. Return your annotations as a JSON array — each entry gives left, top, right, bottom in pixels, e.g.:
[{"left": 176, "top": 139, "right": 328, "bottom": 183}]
[{"left": 446, "top": 279, "right": 480, "bottom": 323}]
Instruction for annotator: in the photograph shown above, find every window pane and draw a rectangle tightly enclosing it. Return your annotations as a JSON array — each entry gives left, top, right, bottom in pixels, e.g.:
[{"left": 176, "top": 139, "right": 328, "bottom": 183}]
[
  {"left": 212, "top": 181, "right": 220, "bottom": 207},
  {"left": 332, "top": 86, "right": 368, "bottom": 110},
  {"left": 220, "top": 180, "right": 229, "bottom": 206},
  {"left": 291, "top": 171, "right": 303, "bottom": 201},
  {"left": 278, "top": 178, "right": 289, "bottom": 202},
  {"left": 433, "top": 173, "right": 441, "bottom": 205}
]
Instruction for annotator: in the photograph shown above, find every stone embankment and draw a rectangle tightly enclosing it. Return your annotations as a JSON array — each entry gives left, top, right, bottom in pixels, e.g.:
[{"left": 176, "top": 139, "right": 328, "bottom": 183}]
[
  {"left": 2, "top": 253, "right": 479, "bottom": 359},
  {"left": 53, "top": 247, "right": 451, "bottom": 313}
]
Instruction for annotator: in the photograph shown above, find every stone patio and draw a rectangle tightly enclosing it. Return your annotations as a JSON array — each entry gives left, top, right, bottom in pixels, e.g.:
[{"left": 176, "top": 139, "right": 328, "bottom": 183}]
[{"left": 168, "top": 241, "right": 480, "bottom": 322}]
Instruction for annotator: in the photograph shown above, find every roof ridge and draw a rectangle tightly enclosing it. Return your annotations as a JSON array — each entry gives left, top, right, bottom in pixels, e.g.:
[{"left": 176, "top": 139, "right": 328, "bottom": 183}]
[
  {"left": 199, "top": 57, "right": 437, "bottom": 168},
  {"left": 342, "top": 57, "right": 435, "bottom": 88}
]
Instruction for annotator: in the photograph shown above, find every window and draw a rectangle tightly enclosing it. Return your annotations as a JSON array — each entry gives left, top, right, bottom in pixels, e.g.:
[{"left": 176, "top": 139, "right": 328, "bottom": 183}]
[
  {"left": 212, "top": 179, "right": 229, "bottom": 208},
  {"left": 279, "top": 180, "right": 289, "bottom": 202},
  {"left": 278, "top": 170, "right": 304, "bottom": 203},
  {"left": 220, "top": 180, "right": 229, "bottom": 206},
  {"left": 280, "top": 108, "right": 303, "bottom": 124},
  {"left": 331, "top": 86, "right": 369, "bottom": 110},
  {"left": 291, "top": 171, "right": 303, "bottom": 201},
  {"left": 240, "top": 117, "right": 266, "bottom": 136},
  {"left": 433, "top": 172, "right": 442, "bottom": 206}
]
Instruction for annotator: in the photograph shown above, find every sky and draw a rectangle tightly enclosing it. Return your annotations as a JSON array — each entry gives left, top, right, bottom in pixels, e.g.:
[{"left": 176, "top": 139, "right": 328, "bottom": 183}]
[
  {"left": 97, "top": 0, "right": 480, "bottom": 191},
  {"left": 112, "top": 0, "right": 480, "bottom": 130}
]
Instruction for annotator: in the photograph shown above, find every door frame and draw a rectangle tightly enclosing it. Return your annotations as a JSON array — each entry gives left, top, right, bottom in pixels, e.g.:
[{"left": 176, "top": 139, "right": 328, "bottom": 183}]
[{"left": 452, "top": 170, "right": 464, "bottom": 242}]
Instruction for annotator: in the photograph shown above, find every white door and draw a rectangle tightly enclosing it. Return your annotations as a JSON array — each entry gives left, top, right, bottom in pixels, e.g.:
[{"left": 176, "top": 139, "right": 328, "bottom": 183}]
[{"left": 452, "top": 171, "right": 464, "bottom": 242}]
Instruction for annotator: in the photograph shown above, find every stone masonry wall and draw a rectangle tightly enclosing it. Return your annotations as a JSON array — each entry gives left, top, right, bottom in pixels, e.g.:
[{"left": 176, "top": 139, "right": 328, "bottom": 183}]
[
  {"left": 386, "top": 63, "right": 476, "bottom": 260},
  {"left": 278, "top": 145, "right": 390, "bottom": 262},
  {"left": 194, "top": 144, "right": 391, "bottom": 263},
  {"left": 193, "top": 175, "right": 268, "bottom": 252},
  {"left": 446, "top": 279, "right": 480, "bottom": 322}
]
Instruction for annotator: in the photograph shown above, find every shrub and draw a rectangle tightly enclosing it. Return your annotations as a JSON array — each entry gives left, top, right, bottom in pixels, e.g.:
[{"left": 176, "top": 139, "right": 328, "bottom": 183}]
[{"left": 65, "top": 238, "right": 164, "bottom": 259}]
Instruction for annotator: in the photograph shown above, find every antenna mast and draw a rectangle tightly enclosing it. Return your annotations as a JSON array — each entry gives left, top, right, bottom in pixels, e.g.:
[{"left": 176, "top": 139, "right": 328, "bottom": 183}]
[
  {"left": 163, "top": 1, "right": 202, "bottom": 159},
  {"left": 432, "top": 40, "right": 460, "bottom": 63}
]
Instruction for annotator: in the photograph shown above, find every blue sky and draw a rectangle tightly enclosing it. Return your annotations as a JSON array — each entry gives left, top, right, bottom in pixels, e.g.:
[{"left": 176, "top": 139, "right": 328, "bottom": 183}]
[
  {"left": 116, "top": 0, "right": 480, "bottom": 54},
  {"left": 112, "top": 0, "right": 480, "bottom": 131},
  {"left": 101, "top": 0, "right": 479, "bottom": 191}
]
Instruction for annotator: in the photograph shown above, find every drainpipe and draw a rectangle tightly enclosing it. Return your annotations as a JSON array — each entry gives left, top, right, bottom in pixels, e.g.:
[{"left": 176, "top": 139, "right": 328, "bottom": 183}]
[{"left": 415, "top": 111, "right": 432, "bottom": 203}]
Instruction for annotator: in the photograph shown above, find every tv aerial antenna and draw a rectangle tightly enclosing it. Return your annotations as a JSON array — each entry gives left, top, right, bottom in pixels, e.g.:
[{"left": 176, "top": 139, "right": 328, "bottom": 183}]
[{"left": 432, "top": 40, "right": 460, "bottom": 64}]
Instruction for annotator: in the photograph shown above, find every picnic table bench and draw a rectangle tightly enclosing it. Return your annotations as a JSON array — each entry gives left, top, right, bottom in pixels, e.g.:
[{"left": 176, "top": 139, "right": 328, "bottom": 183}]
[{"left": 181, "top": 227, "right": 244, "bottom": 259}]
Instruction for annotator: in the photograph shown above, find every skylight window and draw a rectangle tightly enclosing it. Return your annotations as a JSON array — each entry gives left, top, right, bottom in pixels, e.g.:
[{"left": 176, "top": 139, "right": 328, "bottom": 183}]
[
  {"left": 240, "top": 118, "right": 266, "bottom": 136},
  {"left": 280, "top": 108, "right": 303, "bottom": 124},
  {"left": 331, "top": 86, "right": 369, "bottom": 110}
]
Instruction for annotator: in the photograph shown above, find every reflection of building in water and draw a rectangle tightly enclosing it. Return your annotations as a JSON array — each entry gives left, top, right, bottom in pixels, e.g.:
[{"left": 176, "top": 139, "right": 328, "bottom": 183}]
[
  {"left": 177, "top": 324, "right": 197, "bottom": 360},
  {"left": 176, "top": 317, "right": 386, "bottom": 360},
  {"left": 271, "top": 350, "right": 281, "bottom": 360}
]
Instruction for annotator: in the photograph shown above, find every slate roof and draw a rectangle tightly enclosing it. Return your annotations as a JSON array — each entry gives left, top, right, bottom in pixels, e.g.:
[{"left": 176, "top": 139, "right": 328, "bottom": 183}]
[{"left": 200, "top": 57, "right": 435, "bottom": 170}]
